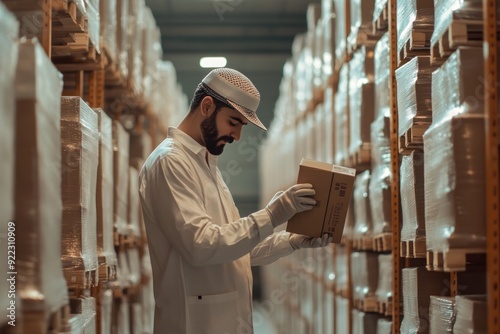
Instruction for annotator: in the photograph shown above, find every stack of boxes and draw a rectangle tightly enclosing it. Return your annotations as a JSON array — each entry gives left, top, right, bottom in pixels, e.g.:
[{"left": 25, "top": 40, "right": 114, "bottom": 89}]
[
  {"left": 0, "top": 4, "right": 17, "bottom": 328},
  {"left": 1, "top": 0, "right": 188, "bottom": 332},
  {"left": 260, "top": 0, "right": 494, "bottom": 332},
  {"left": 14, "top": 38, "right": 69, "bottom": 332}
]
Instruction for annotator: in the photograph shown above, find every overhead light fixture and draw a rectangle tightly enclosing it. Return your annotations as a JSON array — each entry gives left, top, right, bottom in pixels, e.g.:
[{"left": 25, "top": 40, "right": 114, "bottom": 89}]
[{"left": 200, "top": 57, "right": 227, "bottom": 68}]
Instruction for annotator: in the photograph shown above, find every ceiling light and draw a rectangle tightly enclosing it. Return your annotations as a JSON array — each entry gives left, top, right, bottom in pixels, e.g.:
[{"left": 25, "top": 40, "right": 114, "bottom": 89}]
[{"left": 200, "top": 57, "right": 227, "bottom": 68}]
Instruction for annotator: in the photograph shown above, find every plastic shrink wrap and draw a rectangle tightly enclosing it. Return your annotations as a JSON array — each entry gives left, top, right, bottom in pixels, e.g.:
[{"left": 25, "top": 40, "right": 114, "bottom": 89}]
[
  {"left": 334, "top": 64, "right": 349, "bottom": 165},
  {"left": 453, "top": 295, "right": 487, "bottom": 334},
  {"left": 101, "top": 289, "right": 113, "bottom": 334},
  {"left": 128, "top": 167, "right": 141, "bottom": 238},
  {"left": 372, "top": 0, "right": 388, "bottom": 29},
  {"left": 395, "top": 56, "right": 434, "bottom": 138},
  {"left": 400, "top": 268, "right": 449, "bottom": 333},
  {"left": 425, "top": 48, "right": 486, "bottom": 252},
  {"left": 333, "top": 0, "right": 347, "bottom": 65},
  {"left": 429, "top": 296, "right": 455, "bottom": 334},
  {"left": 369, "top": 115, "right": 392, "bottom": 235},
  {"left": 377, "top": 318, "right": 392, "bottom": 334},
  {"left": 14, "top": 37, "right": 68, "bottom": 315},
  {"left": 127, "top": 0, "right": 145, "bottom": 95},
  {"left": 374, "top": 32, "right": 390, "bottom": 119},
  {"left": 100, "top": 0, "right": 117, "bottom": 61},
  {"left": 68, "top": 296, "right": 97, "bottom": 333},
  {"left": 353, "top": 171, "right": 373, "bottom": 241},
  {"left": 336, "top": 296, "right": 349, "bottom": 334},
  {"left": 348, "top": 0, "right": 377, "bottom": 50},
  {"left": 60, "top": 97, "right": 99, "bottom": 287},
  {"left": 352, "top": 309, "right": 381, "bottom": 334},
  {"left": 351, "top": 251, "right": 379, "bottom": 301},
  {"left": 113, "top": 120, "right": 130, "bottom": 236},
  {"left": 375, "top": 254, "right": 392, "bottom": 305},
  {"left": 349, "top": 46, "right": 375, "bottom": 158},
  {"left": 0, "top": 4, "right": 18, "bottom": 326},
  {"left": 95, "top": 109, "right": 118, "bottom": 281},
  {"left": 323, "top": 86, "right": 334, "bottom": 163},
  {"left": 84, "top": 0, "right": 100, "bottom": 53},
  {"left": 400, "top": 151, "right": 426, "bottom": 254},
  {"left": 117, "top": 0, "right": 129, "bottom": 80},
  {"left": 396, "top": 0, "right": 434, "bottom": 59},
  {"left": 130, "top": 131, "right": 152, "bottom": 170},
  {"left": 431, "top": 0, "right": 489, "bottom": 50},
  {"left": 334, "top": 245, "right": 348, "bottom": 294}
]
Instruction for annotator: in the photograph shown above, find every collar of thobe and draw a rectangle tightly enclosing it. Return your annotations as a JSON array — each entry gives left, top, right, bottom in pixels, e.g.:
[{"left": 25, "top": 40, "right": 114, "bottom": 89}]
[{"left": 167, "top": 127, "right": 219, "bottom": 166}]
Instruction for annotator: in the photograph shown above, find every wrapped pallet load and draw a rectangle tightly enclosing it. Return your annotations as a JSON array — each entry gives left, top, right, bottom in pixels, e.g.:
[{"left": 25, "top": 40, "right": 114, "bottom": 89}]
[
  {"left": 348, "top": 0, "right": 378, "bottom": 51},
  {"left": 400, "top": 151, "right": 426, "bottom": 257},
  {"left": 395, "top": 56, "right": 435, "bottom": 149},
  {"left": 352, "top": 309, "right": 381, "bottom": 334},
  {"left": 375, "top": 254, "right": 392, "bottom": 310},
  {"left": 84, "top": 0, "right": 100, "bottom": 53},
  {"left": 396, "top": 0, "right": 434, "bottom": 64},
  {"left": 95, "top": 109, "right": 118, "bottom": 282},
  {"left": 431, "top": 0, "right": 483, "bottom": 54},
  {"left": 377, "top": 318, "right": 392, "bottom": 334},
  {"left": 372, "top": 0, "right": 388, "bottom": 31},
  {"left": 429, "top": 296, "right": 455, "bottom": 333},
  {"left": 424, "top": 48, "right": 486, "bottom": 265},
  {"left": 351, "top": 251, "right": 379, "bottom": 311},
  {"left": 453, "top": 295, "right": 487, "bottom": 334},
  {"left": 127, "top": 0, "right": 145, "bottom": 95},
  {"left": 113, "top": 120, "right": 130, "bottom": 241},
  {"left": 334, "top": 64, "right": 349, "bottom": 165},
  {"left": 333, "top": 0, "right": 347, "bottom": 66},
  {"left": 352, "top": 171, "right": 373, "bottom": 247},
  {"left": 348, "top": 46, "right": 375, "bottom": 167},
  {"left": 400, "top": 268, "right": 449, "bottom": 333},
  {"left": 100, "top": 0, "right": 117, "bottom": 62},
  {"left": 68, "top": 296, "right": 97, "bottom": 333},
  {"left": 116, "top": 0, "right": 130, "bottom": 80},
  {"left": 14, "top": 38, "right": 68, "bottom": 330},
  {"left": 321, "top": 0, "right": 335, "bottom": 87},
  {"left": 128, "top": 167, "right": 141, "bottom": 239},
  {"left": 0, "top": 4, "right": 18, "bottom": 326},
  {"left": 60, "top": 97, "right": 99, "bottom": 289},
  {"left": 336, "top": 296, "right": 350, "bottom": 334}
]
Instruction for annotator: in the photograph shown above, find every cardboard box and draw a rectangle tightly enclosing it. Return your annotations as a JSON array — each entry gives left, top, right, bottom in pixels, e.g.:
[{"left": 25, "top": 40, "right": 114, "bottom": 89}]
[{"left": 286, "top": 159, "right": 356, "bottom": 242}]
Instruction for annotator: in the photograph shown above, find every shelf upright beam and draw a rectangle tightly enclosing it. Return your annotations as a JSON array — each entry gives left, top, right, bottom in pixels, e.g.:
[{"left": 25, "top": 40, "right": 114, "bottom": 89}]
[
  {"left": 42, "top": 0, "right": 52, "bottom": 58},
  {"left": 388, "top": 0, "right": 401, "bottom": 332},
  {"left": 484, "top": 0, "right": 500, "bottom": 333}
]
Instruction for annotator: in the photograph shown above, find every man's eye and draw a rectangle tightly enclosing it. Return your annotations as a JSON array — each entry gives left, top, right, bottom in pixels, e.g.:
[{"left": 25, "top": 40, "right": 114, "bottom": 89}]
[{"left": 230, "top": 122, "right": 237, "bottom": 126}]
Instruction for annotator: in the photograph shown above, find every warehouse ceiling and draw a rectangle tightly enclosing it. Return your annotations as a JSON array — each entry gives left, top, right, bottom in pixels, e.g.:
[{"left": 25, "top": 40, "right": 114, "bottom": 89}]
[{"left": 146, "top": 0, "right": 315, "bottom": 55}]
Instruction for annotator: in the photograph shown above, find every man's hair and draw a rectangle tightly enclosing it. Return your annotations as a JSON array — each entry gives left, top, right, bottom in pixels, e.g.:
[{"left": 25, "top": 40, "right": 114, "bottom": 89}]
[{"left": 189, "top": 83, "right": 233, "bottom": 113}]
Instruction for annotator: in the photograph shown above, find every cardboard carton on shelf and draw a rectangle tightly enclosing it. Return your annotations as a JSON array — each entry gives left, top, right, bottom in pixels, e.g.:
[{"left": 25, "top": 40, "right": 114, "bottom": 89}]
[{"left": 286, "top": 158, "right": 356, "bottom": 243}]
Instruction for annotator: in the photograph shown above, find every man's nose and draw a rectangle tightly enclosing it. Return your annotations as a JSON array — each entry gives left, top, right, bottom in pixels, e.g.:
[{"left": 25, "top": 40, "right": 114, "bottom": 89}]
[{"left": 231, "top": 128, "right": 242, "bottom": 141}]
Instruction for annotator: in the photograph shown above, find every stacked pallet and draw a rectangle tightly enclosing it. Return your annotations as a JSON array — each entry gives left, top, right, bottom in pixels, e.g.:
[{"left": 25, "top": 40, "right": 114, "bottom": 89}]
[
  {"left": 0, "top": 4, "right": 18, "bottom": 329},
  {"left": 13, "top": 38, "right": 70, "bottom": 333},
  {"left": 0, "top": 0, "right": 188, "bottom": 332}
]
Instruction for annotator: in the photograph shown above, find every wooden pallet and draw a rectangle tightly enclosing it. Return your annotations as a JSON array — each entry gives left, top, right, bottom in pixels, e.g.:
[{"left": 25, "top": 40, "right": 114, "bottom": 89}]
[
  {"left": 98, "top": 263, "right": 117, "bottom": 282},
  {"left": 347, "top": 29, "right": 383, "bottom": 55},
  {"left": 64, "top": 268, "right": 98, "bottom": 289},
  {"left": 372, "top": 3, "right": 388, "bottom": 33},
  {"left": 431, "top": 19, "right": 495, "bottom": 65},
  {"left": 335, "top": 287, "right": 349, "bottom": 299},
  {"left": 22, "top": 304, "right": 71, "bottom": 333},
  {"left": 426, "top": 248, "right": 486, "bottom": 272},
  {"left": 373, "top": 233, "right": 392, "bottom": 252},
  {"left": 398, "top": 29, "right": 433, "bottom": 65},
  {"left": 350, "top": 145, "right": 371, "bottom": 172},
  {"left": 352, "top": 235, "right": 374, "bottom": 251},
  {"left": 354, "top": 296, "right": 379, "bottom": 313},
  {"left": 399, "top": 123, "right": 429, "bottom": 154},
  {"left": 400, "top": 239, "right": 426, "bottom": 258},
  {"left": 377, "top": 298, "right": 393, "bottom": 316}
]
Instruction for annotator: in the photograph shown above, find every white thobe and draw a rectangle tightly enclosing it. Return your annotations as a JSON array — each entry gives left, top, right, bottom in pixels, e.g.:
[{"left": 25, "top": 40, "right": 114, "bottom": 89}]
[{"left": 138, "top": 127, "right": 295, "bottom": 334}]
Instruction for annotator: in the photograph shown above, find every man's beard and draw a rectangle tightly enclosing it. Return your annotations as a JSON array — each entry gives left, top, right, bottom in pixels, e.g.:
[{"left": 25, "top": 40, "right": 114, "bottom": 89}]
[{"left": 201, "top": 108, "right": 234, "bottom": 155}]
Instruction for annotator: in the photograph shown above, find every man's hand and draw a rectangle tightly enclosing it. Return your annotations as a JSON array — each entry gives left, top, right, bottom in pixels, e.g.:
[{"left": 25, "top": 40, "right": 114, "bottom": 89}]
[
  {"left": 265, "top": 184, "right": 316, "bottom": 228},
  {"left": 289, "top": 233, "right": 332, "bottom": 250}
]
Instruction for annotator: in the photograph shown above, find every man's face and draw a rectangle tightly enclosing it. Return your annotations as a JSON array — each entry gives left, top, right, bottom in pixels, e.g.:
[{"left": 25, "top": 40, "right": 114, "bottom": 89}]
[{"left": 201, "top": 105, "right": 247, "bottom": 155}]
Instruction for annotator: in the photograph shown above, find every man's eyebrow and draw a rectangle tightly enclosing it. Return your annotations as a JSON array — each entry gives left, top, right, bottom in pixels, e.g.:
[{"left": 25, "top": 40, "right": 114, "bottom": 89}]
[{"left": 230, "top": 116, "right": 247, "bottom": 125}]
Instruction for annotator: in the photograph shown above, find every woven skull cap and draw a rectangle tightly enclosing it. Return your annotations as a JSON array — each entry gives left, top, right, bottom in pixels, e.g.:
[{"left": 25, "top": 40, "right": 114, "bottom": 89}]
[{"left": 202, "top": 68, "right": 267, "bottom": 130}]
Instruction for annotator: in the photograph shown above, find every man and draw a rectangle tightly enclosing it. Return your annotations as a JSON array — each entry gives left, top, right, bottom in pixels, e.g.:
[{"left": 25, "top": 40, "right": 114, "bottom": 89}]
[{"left": 139, "top": 68, "right": 331, "bottom": 334}]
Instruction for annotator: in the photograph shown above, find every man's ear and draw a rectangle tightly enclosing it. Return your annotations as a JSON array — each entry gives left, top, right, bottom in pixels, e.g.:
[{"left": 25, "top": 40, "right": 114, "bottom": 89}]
[{"left": 200, "top": 96, "right": 216, "bottom": 117}]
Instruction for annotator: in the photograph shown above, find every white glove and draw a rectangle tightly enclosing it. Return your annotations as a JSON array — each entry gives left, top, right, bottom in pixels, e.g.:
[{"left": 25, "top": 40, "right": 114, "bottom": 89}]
[
  {"left": 265, "top": 184, "right": 316, "bottom": 228},
  {"left": 289, "top": 233, "right": 332, "bottom": 250}
]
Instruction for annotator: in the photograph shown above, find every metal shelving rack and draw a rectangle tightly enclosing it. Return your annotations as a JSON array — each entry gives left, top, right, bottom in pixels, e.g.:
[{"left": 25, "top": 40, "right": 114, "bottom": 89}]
[{"left": 484, "top": 0, "right": 500, "bottom": 332}]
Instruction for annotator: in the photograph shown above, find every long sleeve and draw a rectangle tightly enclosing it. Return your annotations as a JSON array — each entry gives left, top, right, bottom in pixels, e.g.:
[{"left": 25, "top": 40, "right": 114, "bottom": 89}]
[
  {"left": 140, "top": 153, "right": 275, "bottom": 267},
  {"left": 250, "top": 230, "right": 295, "bottom": 266}
]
